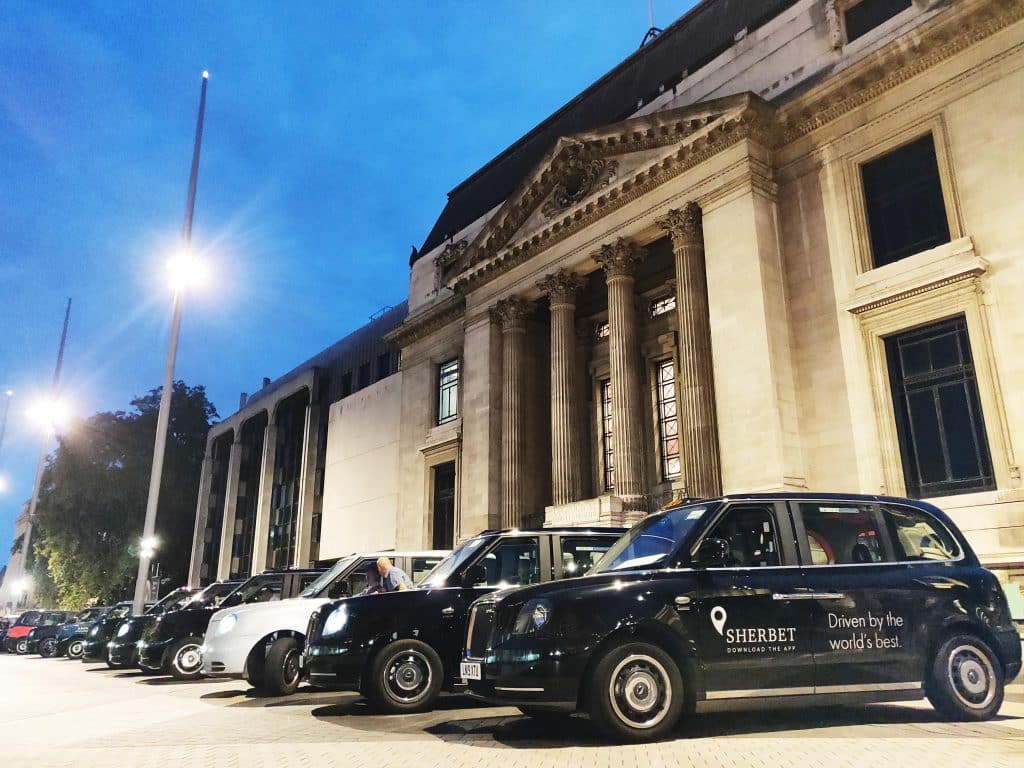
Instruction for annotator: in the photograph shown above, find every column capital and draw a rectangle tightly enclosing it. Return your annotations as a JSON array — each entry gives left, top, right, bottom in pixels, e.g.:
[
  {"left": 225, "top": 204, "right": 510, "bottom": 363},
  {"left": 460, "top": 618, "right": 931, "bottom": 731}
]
[
  {"left": 656, "top": 202, "right": 703, "bottom": 246},
  {"left": 492, "top": 296, "right": 533, "bottom": 332},
  {"left": 537, "top": 269, "right": 586, "bottom": 307},
  {"left": 593, "top": 238, "right": 645, "bottom": 279}
]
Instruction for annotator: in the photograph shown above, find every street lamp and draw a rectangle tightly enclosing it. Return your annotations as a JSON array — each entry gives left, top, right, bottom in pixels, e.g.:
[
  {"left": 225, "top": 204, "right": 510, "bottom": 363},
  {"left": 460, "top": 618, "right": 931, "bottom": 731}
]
[{"left": 132, "top": 71, "right": 209, "bottom": 616}]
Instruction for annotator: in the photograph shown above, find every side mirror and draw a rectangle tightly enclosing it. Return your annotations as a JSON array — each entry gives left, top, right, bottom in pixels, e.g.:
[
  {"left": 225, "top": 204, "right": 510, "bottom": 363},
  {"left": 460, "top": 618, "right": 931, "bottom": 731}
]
[
  {"left": 462, "top": 564, "right": 488, "bottom": 588},
  {"left": 694, "top": 537, "right": 730, "bottom": 568}
]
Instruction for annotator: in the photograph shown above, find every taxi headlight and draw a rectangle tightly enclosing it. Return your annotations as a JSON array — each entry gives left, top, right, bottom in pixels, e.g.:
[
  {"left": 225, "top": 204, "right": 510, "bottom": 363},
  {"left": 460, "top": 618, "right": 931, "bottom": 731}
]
[
  {"left": 322, "top": 605, "right": 349, "bottom": 637},
  {"left": 511, "top": 599, "right": 553, "bottom": 636},
  {"left": 116, "top": 623, "right": 131, "bottom": 638},
  {"left": 217, "top": 614, "right": 238, "bottom": 636}
]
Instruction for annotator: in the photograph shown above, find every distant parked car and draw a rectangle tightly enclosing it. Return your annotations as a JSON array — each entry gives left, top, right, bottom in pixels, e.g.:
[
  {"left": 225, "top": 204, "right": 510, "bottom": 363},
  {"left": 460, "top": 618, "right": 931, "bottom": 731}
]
[
  {"left": 55, "top": 607, "right": 112, "bottom": 659},
  {"left": 4, "top": 611, "right": 70, "bottom": 654},
  {"left": 203, "top": 550, "right": 448, "bottom": 695},
  {"left": 106, "top": 586, "right": 204, "bottom": 669},
  {"left": 139, "top": 568, "right": 328, "bottom": 680},
  {"left": 25, "top": 612, "right": 76, "bottom": 657},
  {"left": 81, "top": 602, "right": 139, "bottom": 663},
  {"left": 0, "top": 616, "right": 16, "bottom": 649}
]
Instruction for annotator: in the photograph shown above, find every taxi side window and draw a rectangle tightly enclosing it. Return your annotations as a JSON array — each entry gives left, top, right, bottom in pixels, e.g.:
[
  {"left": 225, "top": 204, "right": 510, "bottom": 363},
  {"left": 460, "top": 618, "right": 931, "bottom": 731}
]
[
  {"left": 797, "top": 503, "right": 888, "bottom": 565},
  {"left": 412, "top": 556, "right": 444, "bottom": 584},
  {"left": 880, "top": 504, "right": 960, "bottom": 561},
  {"left": 330, "top": 559, "right": 378, "bottom": 598},
  {"left": 705, "top": 506, "right": 780, "bottom": 567},
  {"left": 479, "top": 538, "right": 541, "bottom": 586},
  {"left": 248, "top": 578, "right": 284, "bottom": 603},
  {"left": 560, "top": 537, "right": 614, "bottom": 577}
]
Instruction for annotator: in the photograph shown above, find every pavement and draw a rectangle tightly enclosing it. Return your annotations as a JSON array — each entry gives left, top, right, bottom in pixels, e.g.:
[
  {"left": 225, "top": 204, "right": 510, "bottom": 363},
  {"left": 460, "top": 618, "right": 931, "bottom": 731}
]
[{"left": 1, "top": 652, "right": 1023, "bottom": 767}]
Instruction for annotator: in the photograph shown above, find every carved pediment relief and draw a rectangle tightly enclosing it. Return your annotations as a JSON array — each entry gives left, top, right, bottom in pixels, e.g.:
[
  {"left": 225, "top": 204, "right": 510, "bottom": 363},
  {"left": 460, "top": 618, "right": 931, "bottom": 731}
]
[{"left": 444, "top": 92, "right": 778, "bottom": 294}]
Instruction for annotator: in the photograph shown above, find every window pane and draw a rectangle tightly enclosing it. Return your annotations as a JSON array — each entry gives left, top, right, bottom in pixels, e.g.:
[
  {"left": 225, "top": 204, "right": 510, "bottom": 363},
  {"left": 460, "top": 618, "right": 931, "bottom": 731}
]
[
  {"left": 601, "top": 380, "right": 614, "bottom": 490},
  {"left": 845, "top": 0, "right": 912, "bottom": 42},
  {"left": 437, "top": 359, "right": 459, "bottom": 424},
  {"left": 797, "top": 503, "right": 889, "bottom": 565},
  {"left": 705, "top": 506, "right": 780, "bottom": 568},
  {"left": 655, "top": 360, "right": 681, "bottom": 480},
  {"left": 880, "top": 504, "right": 960, "bottom": 561},
  {"left": 477, "top": 538, "right": 541, "bottom": 586},
  {"left": 559, "top": 537, "right": 616, "bottom": 577}
]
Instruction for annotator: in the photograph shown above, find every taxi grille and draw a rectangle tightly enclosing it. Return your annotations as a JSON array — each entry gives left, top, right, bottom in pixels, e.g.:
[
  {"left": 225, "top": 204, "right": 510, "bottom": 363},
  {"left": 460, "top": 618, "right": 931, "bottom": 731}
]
[{"left": 466, "top": 603, "right": 496, "bottom": 658}]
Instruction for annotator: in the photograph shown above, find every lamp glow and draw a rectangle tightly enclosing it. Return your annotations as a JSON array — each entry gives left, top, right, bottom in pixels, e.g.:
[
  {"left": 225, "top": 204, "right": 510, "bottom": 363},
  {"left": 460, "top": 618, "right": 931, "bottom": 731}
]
[{"left": 26, "top": 397, "right": 69, "bottom": 434}]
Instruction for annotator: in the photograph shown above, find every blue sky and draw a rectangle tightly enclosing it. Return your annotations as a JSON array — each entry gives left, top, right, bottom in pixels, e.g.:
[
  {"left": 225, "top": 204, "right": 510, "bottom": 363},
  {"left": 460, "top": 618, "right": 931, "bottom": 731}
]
[{"left": 0, "top": 1, "right": 697, "bottom": 569}]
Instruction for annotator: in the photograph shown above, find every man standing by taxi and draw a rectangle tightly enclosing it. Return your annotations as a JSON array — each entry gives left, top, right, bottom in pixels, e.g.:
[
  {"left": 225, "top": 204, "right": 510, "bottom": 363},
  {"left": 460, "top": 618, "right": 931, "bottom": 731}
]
[{"left": 376, "top": 556, "right": 414, "bottom": 592}]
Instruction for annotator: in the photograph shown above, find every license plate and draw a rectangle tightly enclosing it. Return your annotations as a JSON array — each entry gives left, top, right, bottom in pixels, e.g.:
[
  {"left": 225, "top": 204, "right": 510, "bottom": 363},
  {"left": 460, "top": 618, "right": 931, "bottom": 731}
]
[{"left": 460, "top": 661, "right": 482, "bottom": 680}]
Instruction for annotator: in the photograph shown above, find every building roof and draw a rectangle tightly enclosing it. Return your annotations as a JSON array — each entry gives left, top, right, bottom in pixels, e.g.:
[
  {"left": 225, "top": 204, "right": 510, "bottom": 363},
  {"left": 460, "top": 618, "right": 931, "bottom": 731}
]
[{"left": 417, "top": 0, "right": 797, "bottom": 258}]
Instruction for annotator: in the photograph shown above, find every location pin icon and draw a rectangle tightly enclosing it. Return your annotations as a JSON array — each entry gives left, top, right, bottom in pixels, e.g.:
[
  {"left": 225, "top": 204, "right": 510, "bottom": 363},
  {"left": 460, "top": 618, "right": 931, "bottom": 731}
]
[{"left": 711, "top": 606, "right": 727, "bottom": 636}]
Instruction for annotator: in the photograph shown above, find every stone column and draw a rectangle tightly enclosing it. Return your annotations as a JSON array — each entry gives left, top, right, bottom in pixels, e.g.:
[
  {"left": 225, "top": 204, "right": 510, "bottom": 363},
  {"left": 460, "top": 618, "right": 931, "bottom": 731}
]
[
  {"left": 250, "top": 418, "right": 278, "bottom": 574},
  {"left": 593, "top": 238, "right": 648, "bottom": 518},
  {"left": 294, "top": 393, "right": 322, "bottom": 568},
  {"left": 186, "top": 450, "right": 214, "bottom": 586},
  {"left": 493, "top": 296, "right": 533, "bottom": 529},
  {"left": 216, "top": 438, "right": 243, "bottom": 580},
  {"left": 657, "top": 203, "right": 722, "bottom": 499},
  {"left": 538, "top": 270, "right": 586, "bottom": 505}
]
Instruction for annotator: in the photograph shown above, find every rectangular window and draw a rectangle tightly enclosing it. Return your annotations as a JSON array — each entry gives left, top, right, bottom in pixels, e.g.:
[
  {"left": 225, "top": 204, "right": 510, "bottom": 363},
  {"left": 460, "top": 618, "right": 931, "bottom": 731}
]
[
  {"left": 357, "top": 362, "right": 371, "bottom": 389},
  {"left": 862, "top": 133, "right": 950, "bottom": 267},
  {"left": 655, "top": 359, "right": 681, "bottom": 480},
  {"left": 844, "top": 0, "right": 912, "bottom": 43},
  {"left": 595, "top": 321, "right": 610, "bottom": 340},
  {"left": 880, "top": 503, "right": 960, "bottom": 562},
  {"left": 559, "top": 536, "right": 615, "bottom": 577},
  {"left": 340, "top": 372, "right": 352, "bottom": 398},
  {"left": 885, "top": 316, "right": 995, "bottom": 498},
  {"left": 797, "top": 502, "right": 887, "bottom": 565},
  {"left": 600, "top": 379, "right": 614, "bottom": 491},
  {"left": 437, "top": 358, "right": 459, "bottom": 424},
  {"left": 651, "top": 295, "right": 676, "bottom": 318},
  {"left": 705, "top": 506, "right": 780, "bottom": 567},
  {"left": 377, "top": 352, "right": 391, "bottom": 381},
  {"left": 476, "top": 537, "right": 541, "bottom": 586}
]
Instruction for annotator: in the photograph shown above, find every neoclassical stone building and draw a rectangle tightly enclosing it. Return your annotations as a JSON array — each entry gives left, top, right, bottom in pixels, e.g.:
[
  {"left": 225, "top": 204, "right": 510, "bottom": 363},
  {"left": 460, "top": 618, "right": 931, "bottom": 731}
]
[{"left": 385, "top": 0, "right": 1024, "bottom": 605}]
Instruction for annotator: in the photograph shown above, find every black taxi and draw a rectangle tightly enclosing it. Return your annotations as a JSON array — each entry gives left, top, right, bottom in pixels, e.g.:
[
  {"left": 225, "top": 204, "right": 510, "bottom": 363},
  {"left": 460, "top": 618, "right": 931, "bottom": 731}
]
[
  {"left": 462, "top": 494, "right": 1022, "bottom": 741},
  {"left": 303, "top": 526, "right": 624, "bottom": 712}
]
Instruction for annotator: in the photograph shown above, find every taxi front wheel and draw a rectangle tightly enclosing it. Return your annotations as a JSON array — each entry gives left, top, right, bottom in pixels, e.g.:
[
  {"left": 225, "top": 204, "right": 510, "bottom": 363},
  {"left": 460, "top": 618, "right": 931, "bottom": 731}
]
[
  {"left": 926, "top": 633, "right": 1004, "bottom": 721},
  {"left": 587, "top": 641, "right": 684, "bottom": 742},
  {"left": 366, "top": 639, "right": 444, "bottom": 713},
  {"left": 169, "top": 636, "right": 205, "bottom": 681},
  {"left": 263, "top": 638, "right": 302, "bottom": 696}
]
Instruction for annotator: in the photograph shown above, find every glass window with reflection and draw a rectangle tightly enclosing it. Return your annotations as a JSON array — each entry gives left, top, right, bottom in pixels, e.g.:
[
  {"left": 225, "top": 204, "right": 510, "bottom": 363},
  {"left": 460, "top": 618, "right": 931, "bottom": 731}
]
[
  {"left": 797, "top": 503, "right": 887, "bottom": 566},
  {"left": 438, "top": 358, "right": 459, "bottom": 424},
  {"left": 705, "top": 506, "right": 780, "bottom": 568}
]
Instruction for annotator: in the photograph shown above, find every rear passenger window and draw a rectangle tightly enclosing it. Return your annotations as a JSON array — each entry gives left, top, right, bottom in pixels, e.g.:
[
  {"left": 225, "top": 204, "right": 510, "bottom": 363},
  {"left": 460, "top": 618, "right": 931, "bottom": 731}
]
[
  {"left": 560, "top": 537, "right": 614, "bottom": 577},
  {"left": 798, "top": 503, "right": 888, "bottom": 565},
  {"left": 412, "top": 556, "right": 444, "bottom": 584},
  {"left": 479, "top": 538, "right": 541, "bottom": 586},
  {"left": 705, "top": 506, "right": 780, "bottom": 567},
  {"left": 881, "top": 504, "right": 960, "bottom": 561}
]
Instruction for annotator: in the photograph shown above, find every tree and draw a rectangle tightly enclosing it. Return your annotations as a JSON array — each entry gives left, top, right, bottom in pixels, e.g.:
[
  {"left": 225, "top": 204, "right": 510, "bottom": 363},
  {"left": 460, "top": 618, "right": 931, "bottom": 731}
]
[{"left": 29, "top": 381, "right": 217, "bottom": 607}]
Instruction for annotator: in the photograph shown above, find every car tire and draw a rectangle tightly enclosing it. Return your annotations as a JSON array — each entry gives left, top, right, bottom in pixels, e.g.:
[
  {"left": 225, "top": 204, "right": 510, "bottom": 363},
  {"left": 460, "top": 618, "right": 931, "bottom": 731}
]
[
  {"left": 366, "top": 639, "right": 444, "bottom": 713},
  {"left": 15, "top": 638, "right": 29, "bottom": 655},
  {"left": 926, "top": 633, "right": 1004, "bottom": 721},
  {"left": 39, "top": 638, "right": 57, "bottom": 658},
  {"left": 168, "top": 636, "right": 205, "bottom": 681},
  {"left": 263, "top": 638, "right": 302, "bottom": 696},
  {"left": 66, "top": 639, "right": 85, "bottom": 659},
  {"left": 586, "top": 641, "right": 684, "bottom": 742}
]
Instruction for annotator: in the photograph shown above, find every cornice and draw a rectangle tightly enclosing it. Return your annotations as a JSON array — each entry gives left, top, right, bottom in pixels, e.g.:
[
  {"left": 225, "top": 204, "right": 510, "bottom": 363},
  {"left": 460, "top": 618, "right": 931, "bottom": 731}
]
[
  {"left": 382, "top": 295, "right": 466, "bottom": 348},
  {"left": 779, "top": 0, "right": 1024, "bottom": 144}
]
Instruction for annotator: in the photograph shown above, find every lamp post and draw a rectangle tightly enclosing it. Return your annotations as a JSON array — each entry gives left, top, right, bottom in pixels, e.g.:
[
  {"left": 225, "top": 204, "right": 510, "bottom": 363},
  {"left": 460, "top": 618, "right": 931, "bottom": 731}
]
[
  {"left": 0, "top": 389, "right": 13, "bottom": 457},
  {"left": 132, "top": 71, "right": 209, "bottom": 615}
]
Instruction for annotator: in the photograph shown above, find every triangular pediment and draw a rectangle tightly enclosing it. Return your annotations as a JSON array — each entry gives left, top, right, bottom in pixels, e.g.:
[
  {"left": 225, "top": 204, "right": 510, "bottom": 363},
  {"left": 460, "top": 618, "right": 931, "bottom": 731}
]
[{"left": 440, "top": 93, "right": 776, "bottom": 290}]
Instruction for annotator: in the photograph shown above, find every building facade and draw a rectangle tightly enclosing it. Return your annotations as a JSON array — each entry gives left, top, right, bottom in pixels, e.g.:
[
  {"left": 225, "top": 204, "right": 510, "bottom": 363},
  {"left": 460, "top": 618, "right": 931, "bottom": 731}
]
[
  {"left": 0, "top": 503, "right": 35, "bottom": 612},
  {"left": 187, "top": 304, "right": 407, "bottom": 585},
  {"left": 385, "top": 0, "right": 1024, "bottom": 606}
]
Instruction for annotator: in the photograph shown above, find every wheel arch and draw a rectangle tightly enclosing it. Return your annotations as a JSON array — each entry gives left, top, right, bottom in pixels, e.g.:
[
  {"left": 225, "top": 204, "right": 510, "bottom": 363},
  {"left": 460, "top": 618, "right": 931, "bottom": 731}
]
[{"left": 929, "top": 617, "right": 1009, "bottom": 675}]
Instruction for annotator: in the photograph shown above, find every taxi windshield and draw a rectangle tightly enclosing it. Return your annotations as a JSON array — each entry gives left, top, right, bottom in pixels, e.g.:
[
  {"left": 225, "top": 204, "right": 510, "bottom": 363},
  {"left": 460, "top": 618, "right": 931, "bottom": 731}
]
[
  {"left": 300, "top": 556, "right": 358, "bottom": 598},
  {"left": 16, "top": 611, "right": 43, "bottom": 626},
  {"left": 421, "top": 537, "right": 489, "bottom": 587},
  {"left": 76, "top": 608, "right": 103, "bottom": 623},
  {"left": 591, "top": 503, "right": 715, "bottom": 573},
  {"left": 107, "top": 604, "right": 132, "bottom": 620}
]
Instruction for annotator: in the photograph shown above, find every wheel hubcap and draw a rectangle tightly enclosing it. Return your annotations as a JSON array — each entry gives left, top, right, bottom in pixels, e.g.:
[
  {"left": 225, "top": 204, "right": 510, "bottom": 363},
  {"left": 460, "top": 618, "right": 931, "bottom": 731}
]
[
  {"left": 948, "top": 644, "right": 996, "bottom": 709},
  {"left": 283, "top": 650, "right": 299, "bottom": 685},
  {"left": 385, "top": 651, "right": 431, "bottom": 702},
  {"left": 609, "top": 654, "right": 673, "bottom": 729},
  {"left": 69, "top": 641, "right": 83, "bottom": 657},
  {"left": 177, "top": 645, "right": 202, "bottom": 673}
]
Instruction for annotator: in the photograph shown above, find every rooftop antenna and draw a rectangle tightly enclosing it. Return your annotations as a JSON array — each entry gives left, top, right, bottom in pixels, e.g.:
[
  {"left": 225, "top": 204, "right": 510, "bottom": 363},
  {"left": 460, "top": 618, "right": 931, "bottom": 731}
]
[{"left": 641, "top": 0, "right": 663, "bottom": 47}]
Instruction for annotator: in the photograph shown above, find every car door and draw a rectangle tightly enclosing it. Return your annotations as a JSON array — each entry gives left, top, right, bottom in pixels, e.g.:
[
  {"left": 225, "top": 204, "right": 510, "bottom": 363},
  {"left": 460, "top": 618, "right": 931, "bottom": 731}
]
[
  {"left": 693, "top": 502, "right": 815, "bottom": 698},
  {"left": 791, "top": 499, "right": 922, "bottom": 694}
]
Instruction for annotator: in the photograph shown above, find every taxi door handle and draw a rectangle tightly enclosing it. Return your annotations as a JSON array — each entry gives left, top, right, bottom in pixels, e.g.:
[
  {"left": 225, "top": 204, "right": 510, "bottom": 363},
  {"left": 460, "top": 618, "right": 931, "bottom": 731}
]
[
  {"left": 441, "top": 607, "right": 455, "bottom": 616},
  {"left": 772, "top": 592, "right": 846, "bottom": 601}
]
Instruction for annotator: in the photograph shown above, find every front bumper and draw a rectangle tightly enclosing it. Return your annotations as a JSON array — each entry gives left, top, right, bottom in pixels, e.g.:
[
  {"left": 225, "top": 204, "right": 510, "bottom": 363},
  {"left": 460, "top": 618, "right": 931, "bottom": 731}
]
[
  {"left": 201, "top": 633, "right": 256, "bottom": 677},
  {"left": 303, "top": 640, "right": 367, "bottom": 691},
  {"left": 994, "top": 626, "right": 1022, "bottom": 682},
  {"left": 137, "top": 637, "right": 173, "bottom": 671},
  {"left": 81, "top": 637, "right": 109, "bottom": 662},
  {"left": 25, "top": 637, "right": 41, "bottom": 654},
  {"left": 463, "top": 638, "right": 585, "bottom": 709},
  {"left": 107, "top": 638, "right": 139, "bottom": 666}
]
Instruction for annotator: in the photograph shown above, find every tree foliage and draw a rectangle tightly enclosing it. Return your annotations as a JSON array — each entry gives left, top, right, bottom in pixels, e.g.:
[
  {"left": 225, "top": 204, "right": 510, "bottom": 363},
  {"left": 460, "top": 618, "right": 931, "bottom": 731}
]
[{"left": 29, "top": 381, "right": 217, "bottom": 607}]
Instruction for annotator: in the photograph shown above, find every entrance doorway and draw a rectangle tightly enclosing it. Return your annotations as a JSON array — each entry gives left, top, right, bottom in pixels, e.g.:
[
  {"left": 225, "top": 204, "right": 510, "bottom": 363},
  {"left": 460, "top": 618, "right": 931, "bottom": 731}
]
[{"left": 432, "top": 462, "right": 456, "bottom": 549}]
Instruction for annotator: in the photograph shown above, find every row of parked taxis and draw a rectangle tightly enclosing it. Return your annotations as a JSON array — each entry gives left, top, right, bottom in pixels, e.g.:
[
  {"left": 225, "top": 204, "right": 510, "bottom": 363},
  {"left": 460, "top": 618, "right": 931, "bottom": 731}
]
[{"left": 4, "top": 493, "right": 1021, "bottom": 741}]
